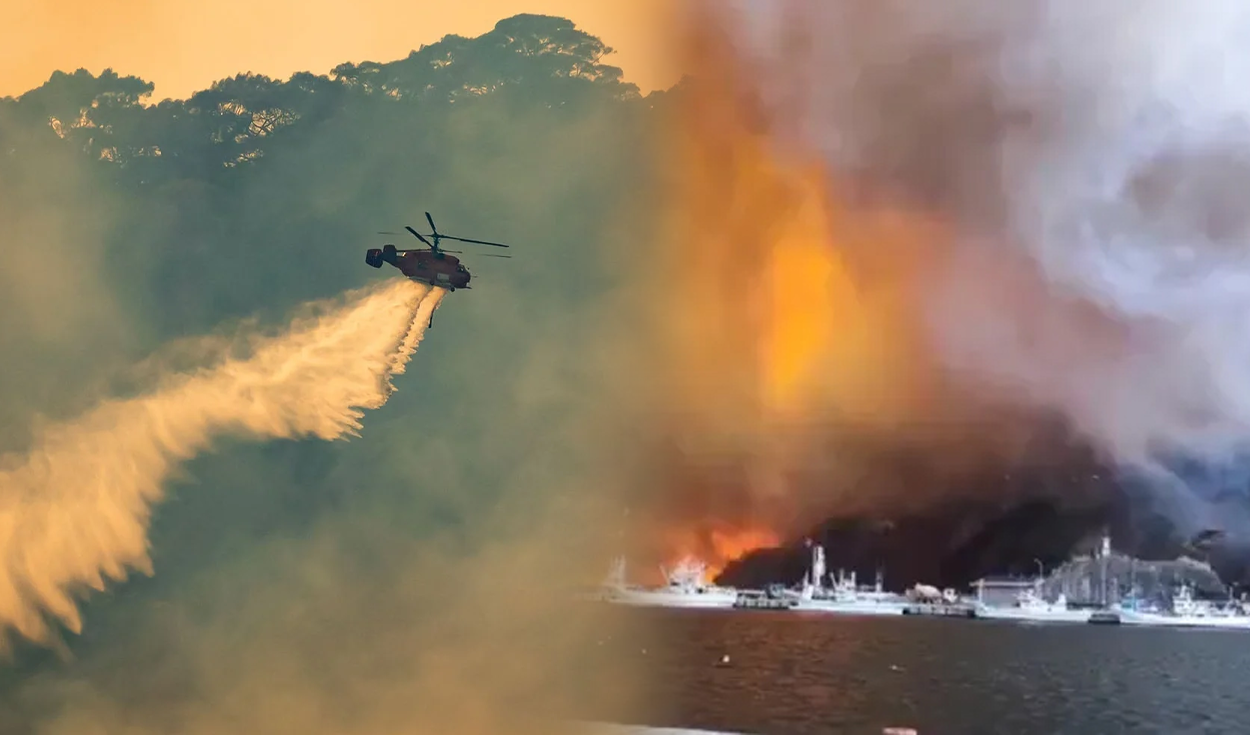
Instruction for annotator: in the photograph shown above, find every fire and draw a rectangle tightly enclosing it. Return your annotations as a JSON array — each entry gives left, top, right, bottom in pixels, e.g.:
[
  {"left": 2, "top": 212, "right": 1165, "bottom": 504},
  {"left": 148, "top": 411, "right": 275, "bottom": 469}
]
[
  {"left": 664, "top": 522, "right": 782, "bottom": 581},
  {"left": 761, "top": 165, "right": 950, "bottom": 428},
  {"left": 760, "top": 166, "right": 845, "bottom": 417},
  {"left": 646, "top": 10, "right": 952, "bottom": 570}
]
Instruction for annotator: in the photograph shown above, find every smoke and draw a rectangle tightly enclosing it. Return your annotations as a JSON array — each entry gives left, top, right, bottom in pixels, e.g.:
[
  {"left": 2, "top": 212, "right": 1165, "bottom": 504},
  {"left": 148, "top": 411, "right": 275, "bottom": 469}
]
[
  {"left": 0, "top": 279, "right": 440, "bottom": 647},
  {"left": 7, "top": 487, "right": 643, "bottom": 735},
  {"left": 658, "top": 0, "right": 1250, "bottom": 549}
]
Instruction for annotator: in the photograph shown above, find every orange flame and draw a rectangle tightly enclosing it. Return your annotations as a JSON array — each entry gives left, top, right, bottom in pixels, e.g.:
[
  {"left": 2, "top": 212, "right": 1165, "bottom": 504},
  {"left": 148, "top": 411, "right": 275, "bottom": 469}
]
[{"left": 663, "top": 522, "right": 782, "bottom": 581}]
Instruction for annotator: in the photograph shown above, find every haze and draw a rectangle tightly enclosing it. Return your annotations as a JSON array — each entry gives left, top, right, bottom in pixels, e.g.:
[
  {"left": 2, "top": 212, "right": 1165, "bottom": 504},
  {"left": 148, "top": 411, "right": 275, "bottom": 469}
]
[{"left": 0, "top": 12, "right": 661, "bottom": 733}]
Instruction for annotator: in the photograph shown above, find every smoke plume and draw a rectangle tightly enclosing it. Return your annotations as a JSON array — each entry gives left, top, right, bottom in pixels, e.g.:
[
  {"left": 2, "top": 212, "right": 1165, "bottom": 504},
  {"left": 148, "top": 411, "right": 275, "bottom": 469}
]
[
  {"left": 0, "top": 280, "right": 440, "bottom": 647},
  {"left": 652, "top": 0, "right": 1250, "bottom": 559}
]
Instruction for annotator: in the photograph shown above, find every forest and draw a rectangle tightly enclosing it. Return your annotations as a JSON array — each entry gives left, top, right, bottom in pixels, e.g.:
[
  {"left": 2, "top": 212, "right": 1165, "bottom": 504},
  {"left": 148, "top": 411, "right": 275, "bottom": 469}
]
[
  {"left": 0, "top": 15, "right": 668, "bottom": 731},
  {"left": 0, "top": 13, "right": 668, "bottom": 339}
]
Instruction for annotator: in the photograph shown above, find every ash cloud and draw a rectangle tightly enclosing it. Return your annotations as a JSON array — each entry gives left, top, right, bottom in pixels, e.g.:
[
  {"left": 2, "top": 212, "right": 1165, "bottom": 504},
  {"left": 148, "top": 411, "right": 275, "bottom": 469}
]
[{"left": 693, "top": 0, "right": 1250, "bottom": 548}]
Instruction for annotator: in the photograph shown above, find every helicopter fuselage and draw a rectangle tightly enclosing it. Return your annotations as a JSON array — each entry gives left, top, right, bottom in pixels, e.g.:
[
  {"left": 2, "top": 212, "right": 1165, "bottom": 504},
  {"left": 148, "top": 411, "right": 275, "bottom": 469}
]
[{"left": 366, "top": 245, "right": 471, "bottom": 291}]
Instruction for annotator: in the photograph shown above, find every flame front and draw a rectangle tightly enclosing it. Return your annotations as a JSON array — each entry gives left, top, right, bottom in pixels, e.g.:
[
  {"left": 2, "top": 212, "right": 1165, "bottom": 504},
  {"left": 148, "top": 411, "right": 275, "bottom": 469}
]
[{"left": 664, "top": 522, "right": 782, "bottom": 582}]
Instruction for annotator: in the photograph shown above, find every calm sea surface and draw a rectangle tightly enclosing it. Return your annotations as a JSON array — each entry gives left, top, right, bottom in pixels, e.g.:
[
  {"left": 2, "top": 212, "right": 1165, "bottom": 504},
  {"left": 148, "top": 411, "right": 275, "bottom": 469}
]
[{"left": 604, "top": 608, "right": 1250, "bottom": 735}]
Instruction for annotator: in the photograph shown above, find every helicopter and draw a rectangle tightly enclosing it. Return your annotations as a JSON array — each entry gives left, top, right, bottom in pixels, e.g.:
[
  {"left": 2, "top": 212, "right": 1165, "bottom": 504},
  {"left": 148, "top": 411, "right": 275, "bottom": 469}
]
[
  {"left": 366, "top": 211, "right": 511, "bottom": 292},
  {"left": 366, "top": 212, "right": 511, "bottom": 326}
]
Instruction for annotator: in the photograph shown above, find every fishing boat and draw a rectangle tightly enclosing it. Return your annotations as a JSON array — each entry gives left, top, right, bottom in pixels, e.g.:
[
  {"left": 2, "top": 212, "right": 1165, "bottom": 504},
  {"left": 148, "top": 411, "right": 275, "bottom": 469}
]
[
  {"left": 975, "top": 585, "right": 1091, "bottom": 623},
  {"left": 792, "top": 543, "right": 908, "bottom": 616},
  {"left": 1118, "top": 583, "right": 1250, "bottom": 629},
  {"left": 600, "top": 556, "right": 738, "bottom": 609}
]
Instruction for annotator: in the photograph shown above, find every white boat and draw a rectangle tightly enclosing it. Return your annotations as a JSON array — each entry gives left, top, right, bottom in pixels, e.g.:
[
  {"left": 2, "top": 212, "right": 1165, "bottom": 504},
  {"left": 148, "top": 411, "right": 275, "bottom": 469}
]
[
  {"left": 601, "top": 556, "right": 738, "bottom": 609},
  {"left": 975, "top": 586, "right": 1092, "bottom": 623},
  {"left": 1118, "top": 584, "right": 1250, "bottom": 629},
  {"left": 791, "top": 544, "right": 907, "bottom": 616},
  {"left": 796, "top": 594, "right": 906, "bottom": 616},
  {"left": 973, "top": 536, "right": 1111, "bottom": 624}
]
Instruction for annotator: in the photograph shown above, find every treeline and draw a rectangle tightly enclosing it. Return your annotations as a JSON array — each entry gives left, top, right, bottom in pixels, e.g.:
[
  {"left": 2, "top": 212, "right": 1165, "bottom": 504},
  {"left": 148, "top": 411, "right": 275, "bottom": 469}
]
[
  {"left": 0, "top": 13, "right": 675, "bottom": 343},
  {"left": 2, "top": 14, "right": 659, "bottom": 180}
]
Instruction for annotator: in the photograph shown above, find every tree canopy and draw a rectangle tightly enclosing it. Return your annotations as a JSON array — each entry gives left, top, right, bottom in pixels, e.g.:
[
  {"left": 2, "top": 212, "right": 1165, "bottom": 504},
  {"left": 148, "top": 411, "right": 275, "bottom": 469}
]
[
  {"left": 1, "top": 14, "right": 675, "bottom": 347},
  {"left": 4, "top": 14, "right": 645, "bottom": 172}
]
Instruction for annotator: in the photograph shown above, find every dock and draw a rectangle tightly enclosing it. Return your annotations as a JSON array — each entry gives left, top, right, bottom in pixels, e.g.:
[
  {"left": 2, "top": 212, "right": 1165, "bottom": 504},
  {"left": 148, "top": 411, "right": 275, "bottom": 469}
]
[{"left": 901, "top": 602, "right": 978, "bottom": 618}]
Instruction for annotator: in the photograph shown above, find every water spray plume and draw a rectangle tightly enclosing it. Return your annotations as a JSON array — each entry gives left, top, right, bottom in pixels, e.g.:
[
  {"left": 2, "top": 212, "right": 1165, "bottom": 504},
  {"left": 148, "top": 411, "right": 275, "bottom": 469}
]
[{"left": 0, "top": 279, "right": 442, "bottom": 646}]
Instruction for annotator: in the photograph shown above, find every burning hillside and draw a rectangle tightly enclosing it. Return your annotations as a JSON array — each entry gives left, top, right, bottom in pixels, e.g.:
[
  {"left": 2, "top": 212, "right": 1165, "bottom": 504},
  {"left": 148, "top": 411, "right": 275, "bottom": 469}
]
[{"left": 640, "top": 1, "right": 1250, "bottom": 582}]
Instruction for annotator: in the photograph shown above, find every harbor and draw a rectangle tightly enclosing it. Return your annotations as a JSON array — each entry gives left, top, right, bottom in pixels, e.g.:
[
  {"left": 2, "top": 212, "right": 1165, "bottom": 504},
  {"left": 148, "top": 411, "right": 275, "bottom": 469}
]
[{"left": 595, "top": 534, "right": 1250, "bottom": 631}]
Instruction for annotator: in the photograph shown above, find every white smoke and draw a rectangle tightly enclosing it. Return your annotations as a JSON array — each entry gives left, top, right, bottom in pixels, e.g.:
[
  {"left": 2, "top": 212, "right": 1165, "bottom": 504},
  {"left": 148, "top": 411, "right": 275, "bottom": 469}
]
[
  {"left": 0, "top": 280, "right": 442, "bottom": 646},
  {"left": 703, "top": 0, "right": 1250, "bottom": 525}
]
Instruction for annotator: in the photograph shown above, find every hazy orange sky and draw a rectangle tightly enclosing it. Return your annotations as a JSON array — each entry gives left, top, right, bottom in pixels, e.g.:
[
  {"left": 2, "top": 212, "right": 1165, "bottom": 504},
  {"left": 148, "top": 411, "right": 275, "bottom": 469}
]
[{"left": 2, "top": 0, "right": 677, "bottom": 100}]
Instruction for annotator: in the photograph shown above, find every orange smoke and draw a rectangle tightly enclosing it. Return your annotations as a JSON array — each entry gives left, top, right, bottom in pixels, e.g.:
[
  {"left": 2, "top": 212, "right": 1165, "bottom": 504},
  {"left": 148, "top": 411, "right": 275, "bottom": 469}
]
[
  {"left": 758, "top": 168, "right": 947, "bottom": 424},
  {"left": 759, "top": 165, "right": 844, "bottom": 417},
  {"left": 656, "top": 11, "right": 957, "bottom": 432},
  {"left": 642, "top": 9, "right": 986, "bottom": 573}
]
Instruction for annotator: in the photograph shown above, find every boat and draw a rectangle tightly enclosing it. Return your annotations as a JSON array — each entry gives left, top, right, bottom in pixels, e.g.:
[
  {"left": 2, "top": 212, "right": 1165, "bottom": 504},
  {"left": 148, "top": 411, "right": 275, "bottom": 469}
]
[
  {"left": 600, "top": 556, "right": 739, "bottom": 610},
  {"left": 1117, "top": 583, "right": 1250, "bottom": 629},
  {"left": 973, "top": 535, "right": 1113, "bottom": 624},
  {"left": 733, "top": 587, "right": 798, "bottom": 610},
  {"left": 791, "top": 543, "right": 908, "bottom": 616},
  {"left": 975, "top": 586, "right": 1092, "bottom": 623}
]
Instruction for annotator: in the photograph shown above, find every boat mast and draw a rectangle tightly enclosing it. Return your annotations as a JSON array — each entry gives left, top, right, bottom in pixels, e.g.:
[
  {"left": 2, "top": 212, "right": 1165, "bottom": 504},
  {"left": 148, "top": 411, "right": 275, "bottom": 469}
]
[
  {"left": 811, "top": 543, "right": 826, "bottom": 590},
  {"left": 1099, "top": 533, "right": 1111, "bottom": 607}
]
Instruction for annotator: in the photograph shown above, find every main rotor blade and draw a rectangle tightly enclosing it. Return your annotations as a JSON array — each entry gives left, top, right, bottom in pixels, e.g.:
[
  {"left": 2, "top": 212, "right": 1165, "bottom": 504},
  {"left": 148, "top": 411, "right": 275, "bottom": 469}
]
[
  {"left": 440, "top": 234, "right": 510, "bottom": 248},
  {"left": 404, "top": 226, "right": 433, "bottom": 246},
  {"left": 477, "top": 253, "right": 512, "bottom": 258},
  {"left": 425, "top": 212, "right": 438, "bottom": 234}
]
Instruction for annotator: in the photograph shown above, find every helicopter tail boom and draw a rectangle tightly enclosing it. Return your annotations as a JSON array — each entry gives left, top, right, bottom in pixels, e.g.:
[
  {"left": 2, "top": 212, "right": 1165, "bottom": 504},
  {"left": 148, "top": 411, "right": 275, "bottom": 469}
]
[{"left": 365, "top": 244, "right": 400, "bottom": 268}]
